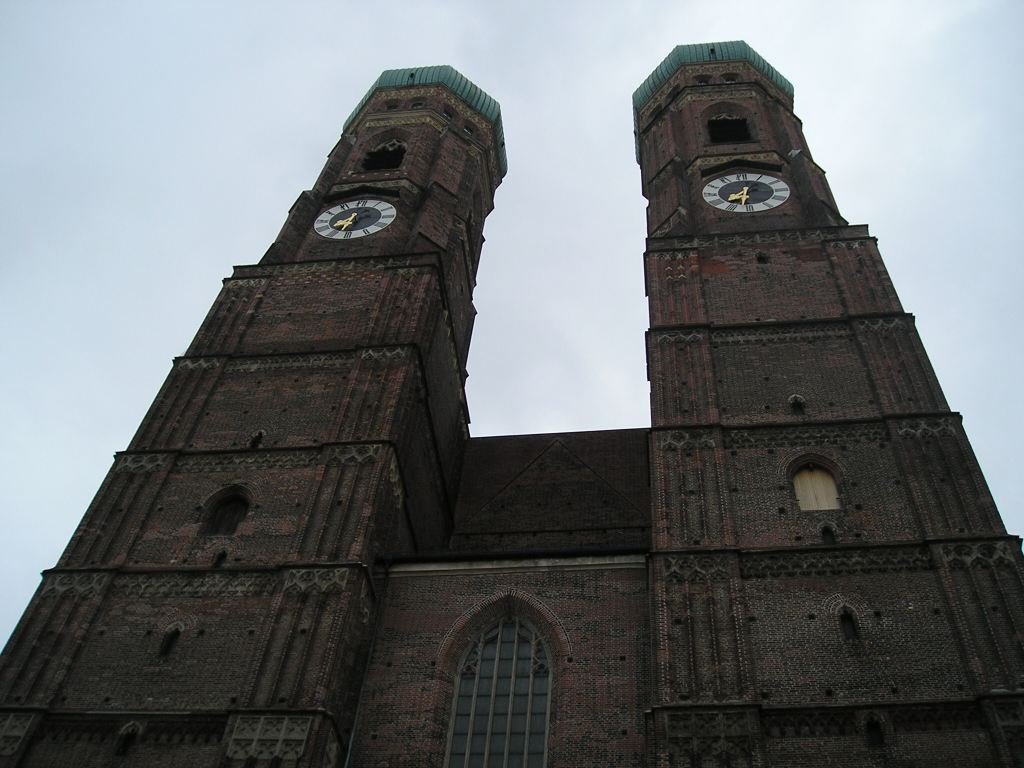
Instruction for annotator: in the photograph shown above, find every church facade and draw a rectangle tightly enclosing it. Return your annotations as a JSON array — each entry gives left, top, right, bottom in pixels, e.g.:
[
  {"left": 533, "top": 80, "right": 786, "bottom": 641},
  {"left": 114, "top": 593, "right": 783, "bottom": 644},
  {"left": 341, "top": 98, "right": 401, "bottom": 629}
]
[{"left": 1, "top": 41, "right": 1022, "bottom": 767}]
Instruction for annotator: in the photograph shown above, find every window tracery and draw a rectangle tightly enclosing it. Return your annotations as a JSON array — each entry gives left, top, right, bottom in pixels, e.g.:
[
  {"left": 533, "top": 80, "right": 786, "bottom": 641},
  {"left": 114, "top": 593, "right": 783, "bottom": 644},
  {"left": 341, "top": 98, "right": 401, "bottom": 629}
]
[{"left": 447, "top": 618, "right": 550, "bottom": 768}]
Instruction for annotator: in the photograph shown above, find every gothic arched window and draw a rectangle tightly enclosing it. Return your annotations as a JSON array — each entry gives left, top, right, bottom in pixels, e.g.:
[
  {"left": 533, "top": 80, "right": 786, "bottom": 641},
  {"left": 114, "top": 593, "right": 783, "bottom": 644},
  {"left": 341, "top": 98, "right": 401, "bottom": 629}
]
[
  {"left": 792, "top": 465, "right": 840, "bottom": 511},
  {"left": 446, "top": 618, "right": 550, "bottom": 768},
  {"left": 114, "top": 722, "right": 141, "bottom": 755},
  {"left": 201, "top": 492, "right": 249, "bottom": 536}
]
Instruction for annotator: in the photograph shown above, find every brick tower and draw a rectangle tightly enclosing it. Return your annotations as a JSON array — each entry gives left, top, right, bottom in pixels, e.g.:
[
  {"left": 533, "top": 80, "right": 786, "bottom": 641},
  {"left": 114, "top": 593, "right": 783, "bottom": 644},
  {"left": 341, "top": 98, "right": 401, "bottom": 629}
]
[
  {"left": 2, "top": 42, "right": 1023, "bottom": 768},
  {"left": 0, "top": 67, "right": 506, "bottom": 766},
  {"left": 634, "top": 42, "right": 1024, "bottom": 766}
]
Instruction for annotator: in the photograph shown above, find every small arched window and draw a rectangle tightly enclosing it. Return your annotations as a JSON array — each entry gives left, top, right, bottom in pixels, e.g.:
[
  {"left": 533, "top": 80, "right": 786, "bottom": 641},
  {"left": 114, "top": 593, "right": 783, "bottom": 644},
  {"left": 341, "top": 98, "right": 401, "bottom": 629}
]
[
  {"left": 793, "top": 465, "right": 840, "bottom": 511},
  {"left": 159, "top": 626, "right": 181, "bottom": 656},
  {"left": 201, "top": 492, "right": 249, "bottom": 536},
  {"left": 446, "top": 618, "right": 550, "bottom": 768},
  {"left": 821, "top": 526, "right": 837, "bottom": 545},
  {"left": 839, "top": 609, "right": 859, "bottom": 641},
  {"left": 114, "top": 723, "right": 141, "bottom": 755},
  {"left": 362, "top": 140, "right": 406, "bottom": 171}
]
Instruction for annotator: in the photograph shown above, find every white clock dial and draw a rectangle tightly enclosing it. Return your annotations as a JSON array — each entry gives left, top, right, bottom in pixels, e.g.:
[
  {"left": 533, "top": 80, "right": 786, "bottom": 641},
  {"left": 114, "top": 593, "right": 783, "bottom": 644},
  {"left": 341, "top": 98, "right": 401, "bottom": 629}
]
[
  {"left": 313, "top": 199, "right": 397, "bottom": 239},
  {"left": 702, "top": 172, "right": 790, "bottom": 213}
]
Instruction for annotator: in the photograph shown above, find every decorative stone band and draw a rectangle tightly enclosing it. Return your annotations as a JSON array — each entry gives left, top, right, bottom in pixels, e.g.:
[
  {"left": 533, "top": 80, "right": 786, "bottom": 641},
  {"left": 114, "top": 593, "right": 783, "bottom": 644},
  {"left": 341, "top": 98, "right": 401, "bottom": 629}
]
[
  {"left": 176, "top": 450, "right": 320, "bottom": 473},
  {"left": 853, "top": 317, "right": 907, "bottom": 335},
  {"left": 113, "top": 453, "right": 174, "bottom": 473},
  {"left": 993, "top": 697, "right": 1024, "bottom": 727},
  {"left": 34, "top": 713, "right": 226, "bottom": 744},
  {"left": 226, "top": 352, "right": 357, "bottom": 373},
  {"left": 175, "top": 358, "right": 223, "bottom": 370},
  {"left": 662, "top": 708, "right": 758, "bottom": 755},
  {"left": 740, "top": 546, "right": 932, "bottom": 579},
  {"left": 0, "top": 713, "right": 34, "bottom": 756},
  {"left": 723, "top": 422, "right": 887, "bottom": 450},
  {"left": 652, "top": 250, "right": 700, "bottom": 262},
  {"left": 942, "top": 541, "right": 1017, "bottom": 570},
  {"left": 173, "top": 442, "right": 388, "bottom": 473},
  {"left": 647, "top": 224, "right": 871, "bottom": 251},
  {"left": 282, "top": 568, "right": 350, "bottom": 594},
  {"left": 664, "top": 555, "right": 730, "bottom": 583},
  {"left": 762, "top": 709, "right": 856, "bottom": 738},
  {"left": 691, "top": 150, "right": 783, "bottom": 174},
  {"left": 39, "top": 571, "right": 111, "bottom": 599},
  {"left": 656, "top": 330, "right": 704, "bottom": 345},
  {"left": 711, "top": 323, "right": 849, "bottom": 347},
  {"left": 657, "top": 429, "right": 717, "bottom": 451},
  {"left": 889, "top": 703, "right": 983, "bottom": 732},
  {"left": 762, "top": 702, "right": 982, "bottom": 738},
  {"left": 894, "top": 417, "right": 958, "bottom": 440},
  {"left": 232, "top": 255, "right": 414, "bottom": 280},
  {"left": 226, "top": 715, "right": 312, "bottom": 761},
  {"left": 221, "top": 278, "right": 267, "bottom": 288},
  {"left": 362, "top": 112, "right": 447, "bottom": 133},
  {"left": 112, "top": 571, "right": 279, "bottom": 598},
  {"left": 324, "top": 444, "right": 383, "bottom": 465},
  {"left": 359, "top": 346, "right": 410, "bottom": 362},
  {"left": 65, "top": 565, "right": 364, "bottom": 599}
]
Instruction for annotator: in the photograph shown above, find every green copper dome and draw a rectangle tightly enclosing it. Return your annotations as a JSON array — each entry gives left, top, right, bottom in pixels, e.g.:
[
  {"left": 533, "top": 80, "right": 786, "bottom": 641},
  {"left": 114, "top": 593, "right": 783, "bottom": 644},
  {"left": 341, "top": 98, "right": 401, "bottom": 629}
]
[
  {"left": 632, "top": 41, "right": 794, "bottom": 115},
  {"left": 345, "top": 65, "right": 507, "bottom": 175}
]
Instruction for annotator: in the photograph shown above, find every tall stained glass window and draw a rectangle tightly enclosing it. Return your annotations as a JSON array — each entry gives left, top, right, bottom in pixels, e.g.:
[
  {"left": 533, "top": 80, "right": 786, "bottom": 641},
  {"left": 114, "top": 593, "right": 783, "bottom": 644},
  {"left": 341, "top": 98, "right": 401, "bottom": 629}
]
[{"left": 446, "top": 618, "right": 550, "bottom": 768}]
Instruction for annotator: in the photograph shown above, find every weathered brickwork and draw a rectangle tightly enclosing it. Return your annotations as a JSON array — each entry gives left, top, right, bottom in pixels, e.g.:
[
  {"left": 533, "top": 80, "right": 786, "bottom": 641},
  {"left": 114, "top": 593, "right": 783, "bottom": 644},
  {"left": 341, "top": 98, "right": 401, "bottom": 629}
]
[
  {"left": 450, "top": 430, "right": 650, "bottom": 554},
  {"left": 0, "top": 65, "right": 504, "bottom": 767},
  {"left": 350, "top": 559, "right": 649, "bottom": 768},
  {"left": 1, "top": 45, "right": 1019, "bottom": 767}
]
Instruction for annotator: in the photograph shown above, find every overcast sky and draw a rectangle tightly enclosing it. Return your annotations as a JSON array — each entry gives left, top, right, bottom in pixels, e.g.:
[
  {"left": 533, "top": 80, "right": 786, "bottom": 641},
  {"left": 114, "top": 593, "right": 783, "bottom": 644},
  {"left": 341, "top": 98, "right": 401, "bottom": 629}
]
[{"left": 1, "top": 0, "right": 1021, "bottom": 645}]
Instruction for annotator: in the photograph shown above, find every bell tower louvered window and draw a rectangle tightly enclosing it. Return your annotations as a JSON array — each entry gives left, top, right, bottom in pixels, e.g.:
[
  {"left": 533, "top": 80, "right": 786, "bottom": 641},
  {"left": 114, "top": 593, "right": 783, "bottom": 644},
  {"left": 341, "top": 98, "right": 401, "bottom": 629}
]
[{"left": 446, "top": 618, "right": 550, "bottom": 768}]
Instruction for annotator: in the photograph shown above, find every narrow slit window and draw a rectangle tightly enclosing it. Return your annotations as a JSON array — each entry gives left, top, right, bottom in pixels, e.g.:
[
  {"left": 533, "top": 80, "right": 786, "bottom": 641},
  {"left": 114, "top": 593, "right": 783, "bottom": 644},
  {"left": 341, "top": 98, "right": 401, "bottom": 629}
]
[
  {"left": 793, "top": 466, "right": 840, "bottom": 511},
  {"left": 159, "top": 627, "right": 181, "bottom": 656},
  {"left": 446, "top": 618, "right": 550, "bottom": 768},
  {"left": 865, "top": 719, "right": 884, "bottom": 747},
  {"left": 839, "top": 610, "right": 859, "bottom": 641}
]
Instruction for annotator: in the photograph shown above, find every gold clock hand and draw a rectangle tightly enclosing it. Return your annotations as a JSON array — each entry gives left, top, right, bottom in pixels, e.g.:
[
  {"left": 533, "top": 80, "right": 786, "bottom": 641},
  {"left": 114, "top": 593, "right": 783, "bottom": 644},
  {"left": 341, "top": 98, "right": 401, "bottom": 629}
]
[
  {"left": 727, "top": 186, "right": 751, "bottom": 205},
  {"left": 333, "top": 212, "right": 358, "bottom": 230}
]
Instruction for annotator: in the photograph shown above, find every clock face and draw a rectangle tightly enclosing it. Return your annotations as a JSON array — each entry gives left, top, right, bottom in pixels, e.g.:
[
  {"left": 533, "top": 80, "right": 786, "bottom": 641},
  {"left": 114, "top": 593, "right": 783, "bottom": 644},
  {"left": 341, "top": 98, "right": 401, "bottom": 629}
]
[
  {"left": 702, "top": 173, "right": 790, "bottom": 213},
  {"left": 313, "top": 199, "right": 397, "bottom": 239}
]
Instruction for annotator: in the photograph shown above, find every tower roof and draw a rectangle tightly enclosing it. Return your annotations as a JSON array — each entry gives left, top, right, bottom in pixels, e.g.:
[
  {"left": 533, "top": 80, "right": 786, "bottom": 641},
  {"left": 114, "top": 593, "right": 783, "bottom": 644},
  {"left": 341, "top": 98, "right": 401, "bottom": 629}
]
[
  {"left": 345, "top": 65, "right": 507, "bottom": 175},
  {"left": 632, "top": 41, "right": 794, "bottom": 115}
]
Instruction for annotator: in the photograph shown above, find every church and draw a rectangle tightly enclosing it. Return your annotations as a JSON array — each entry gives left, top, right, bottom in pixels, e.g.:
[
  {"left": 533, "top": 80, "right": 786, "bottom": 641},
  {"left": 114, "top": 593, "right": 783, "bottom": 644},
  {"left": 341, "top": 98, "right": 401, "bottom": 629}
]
[{"left": 0, "top": 40, "right": 1021, "bottom": 767}]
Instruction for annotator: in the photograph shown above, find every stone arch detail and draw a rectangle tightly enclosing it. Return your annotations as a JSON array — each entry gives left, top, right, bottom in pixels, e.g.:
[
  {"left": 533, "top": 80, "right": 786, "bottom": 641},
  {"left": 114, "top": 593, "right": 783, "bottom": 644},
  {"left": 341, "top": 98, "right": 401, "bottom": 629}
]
[
  {"left": 780, "top": 452, "right": 844, "bottom": 484},
  {"left": 114, "top": 721, "right": 143, "bottom": 755},
  {"left": 699, "top": 100, "right": 754, "bottom": 122},
  {"left": 437, "top": 588, "right": 572, "bottom": 675},
  {"left": 201, "top": 483, "right": 254, "bottom": 510},
  {"left": 118, "top": 720, "right": 143, "bottom": 736},
  {"left": 362, "top": 127, "right": 410, "bottom": 147},
  {"left": 822, "top": 592, "right": 867, "bottom": 618}
]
